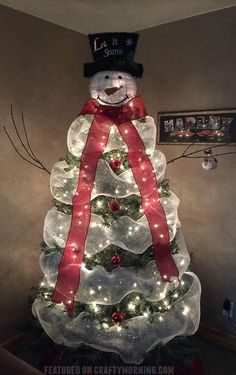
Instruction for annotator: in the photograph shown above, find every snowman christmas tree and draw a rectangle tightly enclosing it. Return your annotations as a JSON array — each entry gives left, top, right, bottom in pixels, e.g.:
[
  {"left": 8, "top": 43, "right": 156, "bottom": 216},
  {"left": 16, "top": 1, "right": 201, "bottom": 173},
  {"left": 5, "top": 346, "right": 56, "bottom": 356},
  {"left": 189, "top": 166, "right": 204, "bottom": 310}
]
[{"left": 32, "top": 33, "right": 201, "bottom": 364}]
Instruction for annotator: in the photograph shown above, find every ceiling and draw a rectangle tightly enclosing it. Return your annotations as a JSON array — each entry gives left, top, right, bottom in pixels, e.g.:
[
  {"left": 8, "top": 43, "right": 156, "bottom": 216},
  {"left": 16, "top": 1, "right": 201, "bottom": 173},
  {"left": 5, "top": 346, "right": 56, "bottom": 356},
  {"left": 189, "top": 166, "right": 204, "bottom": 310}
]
[{"left": 1, "top": 0, "right": 236, "bottom": 34}]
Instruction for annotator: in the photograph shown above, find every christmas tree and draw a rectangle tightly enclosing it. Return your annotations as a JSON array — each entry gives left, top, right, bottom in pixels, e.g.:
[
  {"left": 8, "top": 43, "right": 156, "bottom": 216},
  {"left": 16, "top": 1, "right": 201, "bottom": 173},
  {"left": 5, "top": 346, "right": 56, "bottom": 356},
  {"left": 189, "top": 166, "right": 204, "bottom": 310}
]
[{"left": 32, "top": 33, "right": 201, "bottom": 364}]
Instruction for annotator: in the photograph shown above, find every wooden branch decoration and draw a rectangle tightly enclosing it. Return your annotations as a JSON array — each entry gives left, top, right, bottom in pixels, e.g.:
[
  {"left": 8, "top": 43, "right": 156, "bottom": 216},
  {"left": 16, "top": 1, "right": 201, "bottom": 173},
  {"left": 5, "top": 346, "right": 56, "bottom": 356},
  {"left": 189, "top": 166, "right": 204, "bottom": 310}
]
[{"left": 3, "top": 105, "right": 50, "bottom": 174}]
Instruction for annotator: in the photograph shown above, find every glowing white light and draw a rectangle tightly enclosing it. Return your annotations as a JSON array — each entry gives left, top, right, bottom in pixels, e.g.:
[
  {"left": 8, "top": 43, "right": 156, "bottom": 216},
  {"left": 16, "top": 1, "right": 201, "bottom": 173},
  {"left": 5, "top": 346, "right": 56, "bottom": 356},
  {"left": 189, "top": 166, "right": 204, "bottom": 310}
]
[
  {"left": 124, "top": 129, "right": 128, "bottom": 134},
  {"left": 40, "top": 281, "right": 45, "bottom": 287},
  {"left": 154, "top": 224, "right": 158, "bottom": 228},
  {"left": 173, "top": 293, "right": 179, "bottom": 298},
  {"left": 163, "top": 200, "right": 167, "bottom": 205},
  {"left": 102, "top": 323, "right": 109, "bottom": 329},
  {"left": 163, "top": 300, "right": 168, "bottom": 306},
  {"left": 133, "top": 283, "right": 137, "bottom": 287},
  {"left": 136, "top": 296, "right": 140, "bottom": 301},
  {"left": 135, "top": 226, "right": 139, "bottom": 231},
  {"left": 99, "top": 244, "right": 103, "bottom": 248},
  {"left": 90, "top": 289, "right": 95, "bottom": 295},
  {"left": 128, "top": 303, "right": 135, "bottom": 311},
  {"left": 156, "top": 281, "right": 161, "bottom": 285},
  {"left": 181, "top": 280, "right": 185, "bottom": 286},
  {"left": 128, "top": 226, "right": 132, "bottom": 230},
  {"left": 180, "top": 260, "right": 185, "bottom": 266},
  {"left": 96, "top": 201, "right": 103, "bottom": 208},
  {"left": 126, "top": 189, "right": 130, "bottom": 193},
  {"left": 98, "top": 285, "right": 102, "bottom": 290},
  {"left": 117, "top": 326, "right": 122, "bottom": 332},
  {"left": 159, "top": 316, "right": 163, "bottom": 322},
  {"left": 104, "top": 297, "right": 108, "bottom": 302},
  {"left": 143, "top": 311, "right": 149, "bottom": 318},
  {"left": 63, "top": 179, "right": 67, "bottom": 183},
  {"left": 183, "top": 306, "right": 190, "bottom": 316},
  {"left": 160, "top": 234, "right": 164, "bottom": 239}
]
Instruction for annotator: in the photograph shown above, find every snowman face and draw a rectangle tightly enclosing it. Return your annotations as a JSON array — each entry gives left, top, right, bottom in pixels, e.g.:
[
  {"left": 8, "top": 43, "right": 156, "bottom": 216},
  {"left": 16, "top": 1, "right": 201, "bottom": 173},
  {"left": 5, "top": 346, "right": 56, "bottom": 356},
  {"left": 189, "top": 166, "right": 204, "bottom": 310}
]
[{"left": 89, "top": 71, "right": 137, "bottom": 106}]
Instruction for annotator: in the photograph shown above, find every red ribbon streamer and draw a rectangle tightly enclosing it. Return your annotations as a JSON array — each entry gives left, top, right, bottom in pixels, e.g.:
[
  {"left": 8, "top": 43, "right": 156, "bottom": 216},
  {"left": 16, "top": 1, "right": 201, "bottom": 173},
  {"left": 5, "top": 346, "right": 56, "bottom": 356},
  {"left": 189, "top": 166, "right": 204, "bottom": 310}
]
[{"left": 51, "top": 96, "right": 179, "bottom": 311}]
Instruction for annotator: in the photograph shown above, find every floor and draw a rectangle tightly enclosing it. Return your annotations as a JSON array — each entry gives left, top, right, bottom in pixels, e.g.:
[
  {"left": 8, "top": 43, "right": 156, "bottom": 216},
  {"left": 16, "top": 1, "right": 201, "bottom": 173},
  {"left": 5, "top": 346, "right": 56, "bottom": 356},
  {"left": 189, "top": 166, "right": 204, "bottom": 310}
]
[{"left": 3, "top": 332, "right": 236, "bottom": 374}]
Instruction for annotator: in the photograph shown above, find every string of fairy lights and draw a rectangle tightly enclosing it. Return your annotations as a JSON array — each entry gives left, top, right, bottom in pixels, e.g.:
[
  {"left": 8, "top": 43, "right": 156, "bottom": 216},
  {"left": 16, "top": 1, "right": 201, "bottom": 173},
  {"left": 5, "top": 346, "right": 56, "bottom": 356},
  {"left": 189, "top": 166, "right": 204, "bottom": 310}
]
[{"left": 35, "top": 148, "right": 192, "bottom": 329}]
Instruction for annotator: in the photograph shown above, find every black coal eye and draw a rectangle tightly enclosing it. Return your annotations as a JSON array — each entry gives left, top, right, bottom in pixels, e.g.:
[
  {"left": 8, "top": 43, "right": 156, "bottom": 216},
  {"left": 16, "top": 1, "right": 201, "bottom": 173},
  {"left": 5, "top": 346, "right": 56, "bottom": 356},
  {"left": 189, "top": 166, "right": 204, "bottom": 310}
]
[
  {"left": 105, "top": 75, "right": 109, "bottom": 79},
  {"left": 118, "top": 75, "right": 122, "bottom": 79}
]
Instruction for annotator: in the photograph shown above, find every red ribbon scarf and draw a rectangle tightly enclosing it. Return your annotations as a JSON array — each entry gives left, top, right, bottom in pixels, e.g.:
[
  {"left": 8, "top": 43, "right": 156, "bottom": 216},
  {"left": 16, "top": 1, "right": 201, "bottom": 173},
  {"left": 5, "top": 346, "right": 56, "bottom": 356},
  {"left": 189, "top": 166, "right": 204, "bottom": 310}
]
[{"left": 51, "top": 96, "right": 179, "bottom": 311}]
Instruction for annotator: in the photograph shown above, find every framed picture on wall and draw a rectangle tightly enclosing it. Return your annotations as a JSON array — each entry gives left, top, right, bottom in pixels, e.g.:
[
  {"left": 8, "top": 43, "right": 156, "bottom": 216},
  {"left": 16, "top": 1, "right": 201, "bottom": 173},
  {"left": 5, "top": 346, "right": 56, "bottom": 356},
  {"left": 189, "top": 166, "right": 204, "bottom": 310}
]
[{"left": 157, "top": 109, "right": 236, "bottom": 144}]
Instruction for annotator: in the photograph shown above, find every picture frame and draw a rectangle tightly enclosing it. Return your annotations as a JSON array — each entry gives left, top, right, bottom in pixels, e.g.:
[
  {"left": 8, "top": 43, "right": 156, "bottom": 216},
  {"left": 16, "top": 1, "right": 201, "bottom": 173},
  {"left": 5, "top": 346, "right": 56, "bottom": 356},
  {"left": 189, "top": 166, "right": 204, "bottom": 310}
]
[{"left": 157, "top": 109, "right": 236, "bottom": 144}]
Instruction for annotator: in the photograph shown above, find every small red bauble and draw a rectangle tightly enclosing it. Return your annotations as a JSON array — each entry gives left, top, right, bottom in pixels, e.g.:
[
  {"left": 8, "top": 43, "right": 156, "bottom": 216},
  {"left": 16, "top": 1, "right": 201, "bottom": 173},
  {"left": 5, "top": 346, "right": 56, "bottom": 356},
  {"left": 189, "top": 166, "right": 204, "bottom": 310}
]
[
  {"left": 112, "top": 311, "right": 125, "bottom": 324},
  {"left": 111, "top": 255, "right": 122, "bottom": 267},
  {"left": 108, "top": 200, "right": 120, "bottom": 212},
  {"left": 110, "top": 158, "right": 121, "bottom": 170}
]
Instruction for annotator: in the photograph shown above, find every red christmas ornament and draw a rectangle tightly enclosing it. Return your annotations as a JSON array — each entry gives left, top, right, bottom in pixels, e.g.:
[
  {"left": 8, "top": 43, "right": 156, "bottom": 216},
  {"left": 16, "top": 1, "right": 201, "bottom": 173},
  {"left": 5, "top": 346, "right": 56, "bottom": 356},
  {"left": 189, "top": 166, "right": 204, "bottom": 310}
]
[
  {"left": 108, "top": 200, "right": 120, "bottom": 212},
  {"left": 110, "top": 158, "right": 121, "bottom": 170},
  {"left": 111, "top": 255, "right": 122, "bottom": 267},
  {"left": 112, "top": 311, "right": 125, "bottom": 324}
]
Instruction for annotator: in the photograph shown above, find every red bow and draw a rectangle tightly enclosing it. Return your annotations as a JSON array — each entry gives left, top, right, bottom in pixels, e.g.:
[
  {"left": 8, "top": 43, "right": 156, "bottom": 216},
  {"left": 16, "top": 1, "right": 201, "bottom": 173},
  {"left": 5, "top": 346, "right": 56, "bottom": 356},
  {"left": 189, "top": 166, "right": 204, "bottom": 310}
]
[{"left": 51, "top": 96, "right": 179, "bottom": 311}]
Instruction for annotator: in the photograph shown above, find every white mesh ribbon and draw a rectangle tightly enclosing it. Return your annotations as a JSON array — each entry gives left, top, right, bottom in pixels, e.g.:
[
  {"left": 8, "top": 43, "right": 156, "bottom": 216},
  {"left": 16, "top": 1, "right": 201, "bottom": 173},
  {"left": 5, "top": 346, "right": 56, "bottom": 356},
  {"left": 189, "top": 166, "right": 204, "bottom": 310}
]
[
  {"left": 32, "top": 272, "right": 201, "bottom": 364},
  {"left": 50, "top": 150, "right": 167, "bottom": 205},
  {"left": 67, "top": 115, "right": 156, "bottom": 157},
  {"left": 40, "top": 229, "right": 190, "bottom": 304}
]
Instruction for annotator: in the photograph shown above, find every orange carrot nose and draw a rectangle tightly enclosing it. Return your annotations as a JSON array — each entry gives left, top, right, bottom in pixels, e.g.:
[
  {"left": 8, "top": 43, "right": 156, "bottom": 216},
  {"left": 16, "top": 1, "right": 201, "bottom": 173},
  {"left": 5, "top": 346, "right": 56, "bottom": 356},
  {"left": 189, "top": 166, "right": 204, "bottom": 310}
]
[{"left": 105, "top": 86, "right": 123, "bottom": 95}]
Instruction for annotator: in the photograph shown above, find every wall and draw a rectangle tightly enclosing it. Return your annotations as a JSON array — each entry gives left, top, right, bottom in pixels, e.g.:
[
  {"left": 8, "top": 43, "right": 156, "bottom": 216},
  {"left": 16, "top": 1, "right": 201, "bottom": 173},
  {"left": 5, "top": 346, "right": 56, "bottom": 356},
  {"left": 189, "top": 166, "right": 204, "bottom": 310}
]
[
  {"left": 0, "top": 5, "right": 89, "bottom": 343},
  {"left": 137, "top": 7, "right": 236, "bottom": 332}
]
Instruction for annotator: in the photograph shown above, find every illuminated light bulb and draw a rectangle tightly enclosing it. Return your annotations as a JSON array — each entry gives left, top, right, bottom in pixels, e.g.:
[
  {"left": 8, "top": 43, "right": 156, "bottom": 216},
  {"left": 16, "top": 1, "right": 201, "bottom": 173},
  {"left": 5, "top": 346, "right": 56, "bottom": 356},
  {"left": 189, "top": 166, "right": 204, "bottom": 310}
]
[
  {"left": 84, "top": 205, "right": 88, "bottom": 209},
  {"left": 180, "top": 259, "right": 185, "bottom": 266},
  {"left": 75, "top": 192, "right": 79, "bottom": 196},
  {"left": 117, "top": 153, "right": 120, "bottom": 157},
  {"left": 173, "top": 293, "right": 179, "bottom": 298},
  {"left": 59, "top": 233, "right": 63, "bottom": 238},
  {"left": 136, "top": 296, "right": 140, "bottom": 301},
  {"left": 96, "top": 200, "right": 103, "bottom": 208},
  {"left": 99, "top": 244, "right": 103, "bottom": 249},
  {"left": 160, "top": 234, "right": 164, "bottom": 239},
  {"left": 159, "top": 316, "right": 163, "bottom": 322},
  {"left": 134, "top": 184, "right": 138, "bottom": 188},
  {"left": 143, "top": 311, "right": 149, "bottom": 318},
  {"left": 67, "top": 300, "right": 72, "bottom": 305},
  {"left": 142, "top": 177, "right": 146, "bottom": 182},
  {"left": 135, "top": 226, "right": 139, "bottom": 231},
  {"left": 59, "top": 226, "right": 63, "bottom": 230},
  {"left": 128, "top": 231, "right": 132, "bottom": 236},
  {"left": 139, "top": 208, "right": 144, "bottom": 213},
  {"left": 158, "top": 188, "right": 162, "bottom": 193},
  {"left": 163, "top": 300, "right": 168, "bottom": 306},
  {"left": 182, "top": 306, "right": 190, "bottom": 316},
  {"left": 158, "top": 306, "right": 162, "bottom": 310},
  {"left": 115, "top": 189, "right": 119, "bottom": 194},
  {"left": 117, "top": 326, "right": 122, "bottom": 332},
  {"left": 154, "top": 224, "right": 158, "bottom": 228},
  {"left": 124, "top": 129, "right": 128, "bottom": 134},
  {"left": 163, "top": 200, "right": 167, "bottom": 205},
  {"left": 128, "top": 226, "right": 132, "bottom": 230},
  {"left": 167, "top": 220, "right": 171, "bottom": 225},
  {"left": 106, "top": 240, "right": 110, "bottom": 244},
  {"left": 120, "top": 165, "right": 124, "bottom": 170},
  {"left": 167, "top": 305, "right": 171, "bottom": 310},
  {"left": 104, "top": 297, "right": 108, "bottom": 302},
  {"left": 126, "top": 189, "right": 130, "bottom": 193},
  {"left": 102, "top": 323, "right": 109, "bottom": 329},
  {"left": 133, "top": 283, "right": 137, "bottom": 287},
  {"left": 156, "top": 281, "right": 161, "bottom": 285},
  {"left": 63, "top": 179, "right": 67, "bottom": 183},
  {"left": 40, "top": 281, "right": 45, "bottom": 287},
  {"left": 128, "top": 303, "right": 135, "bottom": 311},
  {"left": 63, "top": 193, "right": 67, "bottom": 197},
  {"left": 98, "top": 285, "right": 102, "bottom": 290},
  {"left": 181, "top": 280, "right": 185, "bottom": 286},
  {"left": 72, "top": 254, "right": 77, "bottom": 259}
]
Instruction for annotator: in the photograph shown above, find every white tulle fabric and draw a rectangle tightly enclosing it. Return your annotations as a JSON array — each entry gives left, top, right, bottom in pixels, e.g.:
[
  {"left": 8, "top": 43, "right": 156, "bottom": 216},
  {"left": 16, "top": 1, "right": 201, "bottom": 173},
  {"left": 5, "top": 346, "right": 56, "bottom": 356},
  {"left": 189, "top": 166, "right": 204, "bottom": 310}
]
[
  {"left": 33, "top": 111, "right": 201, "bottom": 363},
  {"left": 40, "top": 229, "right": 190, "bottom": 304},
  {"left": 32, "top": 272, "right": 201, "bottom": 364}
]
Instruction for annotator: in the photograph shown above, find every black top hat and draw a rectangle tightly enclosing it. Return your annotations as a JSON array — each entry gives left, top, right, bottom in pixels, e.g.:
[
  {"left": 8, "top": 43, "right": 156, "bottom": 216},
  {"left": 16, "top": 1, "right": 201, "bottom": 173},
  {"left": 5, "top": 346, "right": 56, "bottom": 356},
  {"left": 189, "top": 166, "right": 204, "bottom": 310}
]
[{"left": 84, "top": 32, "right": 143, "bottom": 78}]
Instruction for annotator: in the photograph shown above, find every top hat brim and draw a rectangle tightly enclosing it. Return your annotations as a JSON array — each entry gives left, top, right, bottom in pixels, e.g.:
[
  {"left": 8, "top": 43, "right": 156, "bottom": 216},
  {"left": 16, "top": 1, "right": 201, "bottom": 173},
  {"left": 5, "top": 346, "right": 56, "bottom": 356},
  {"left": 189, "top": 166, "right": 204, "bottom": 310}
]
[{"left": 84, "top": 61, "right": 143, "bottom": 78}]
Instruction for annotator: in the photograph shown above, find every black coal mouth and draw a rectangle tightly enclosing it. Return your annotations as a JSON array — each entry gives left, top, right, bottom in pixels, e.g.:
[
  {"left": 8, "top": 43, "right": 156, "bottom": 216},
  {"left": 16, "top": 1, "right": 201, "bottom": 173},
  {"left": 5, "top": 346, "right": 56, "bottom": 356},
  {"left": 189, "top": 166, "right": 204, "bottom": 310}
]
[{"left": 97, "top": 95, "right": 129, "bottom": 105}]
